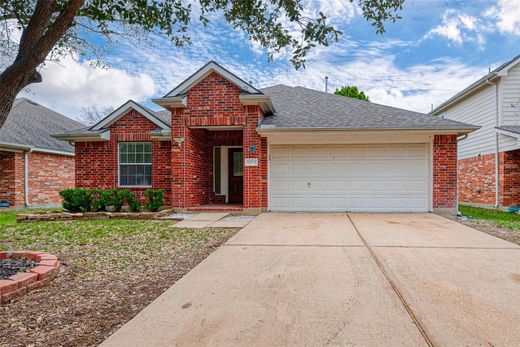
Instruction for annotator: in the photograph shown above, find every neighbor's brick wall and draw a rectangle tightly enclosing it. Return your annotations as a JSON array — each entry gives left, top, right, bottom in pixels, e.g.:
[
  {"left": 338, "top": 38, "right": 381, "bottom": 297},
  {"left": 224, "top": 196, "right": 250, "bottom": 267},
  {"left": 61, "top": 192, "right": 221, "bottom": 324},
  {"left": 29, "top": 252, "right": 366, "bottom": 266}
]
[
  {"left": 458, "top": 153, "right": 496, "bottom": 205},
  {"left": 499, "top": 149, "right": 520, "bottom": 207},
  {"left": 433, "top": 134, "right": 457, "bottom": 209},
  {"left": 0, "top": 150, "right": 74, "bottom": 207},
  {"left": 456, "top": 149, "right": 520, "bottom": 208},
  {"left": 0, "top": 151, "right": 24, "bottom": 206},
  {"left": 28, "top": 152, "right": 75, "bottom": 205},
  {"left": 171, "top": 72, "right": 267, "bottom": 209},
  {"left": 75, "top": 110, "right": 172, "bottom": 204}
]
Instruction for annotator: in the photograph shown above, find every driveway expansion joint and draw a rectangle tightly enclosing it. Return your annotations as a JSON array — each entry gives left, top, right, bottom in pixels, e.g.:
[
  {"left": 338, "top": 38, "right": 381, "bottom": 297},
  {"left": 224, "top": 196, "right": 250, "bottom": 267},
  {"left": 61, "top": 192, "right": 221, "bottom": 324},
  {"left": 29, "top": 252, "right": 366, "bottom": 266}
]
[{"left": 346, "top": 213, "right": 435, "bottom": 347}]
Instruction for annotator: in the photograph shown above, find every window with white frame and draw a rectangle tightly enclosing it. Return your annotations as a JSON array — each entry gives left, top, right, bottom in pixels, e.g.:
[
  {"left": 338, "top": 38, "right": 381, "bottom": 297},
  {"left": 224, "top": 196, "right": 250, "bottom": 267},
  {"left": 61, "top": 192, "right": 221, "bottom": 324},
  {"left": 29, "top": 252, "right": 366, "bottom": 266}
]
[{"left": 118, "top": 142, "right": 152, "bottom": 187}]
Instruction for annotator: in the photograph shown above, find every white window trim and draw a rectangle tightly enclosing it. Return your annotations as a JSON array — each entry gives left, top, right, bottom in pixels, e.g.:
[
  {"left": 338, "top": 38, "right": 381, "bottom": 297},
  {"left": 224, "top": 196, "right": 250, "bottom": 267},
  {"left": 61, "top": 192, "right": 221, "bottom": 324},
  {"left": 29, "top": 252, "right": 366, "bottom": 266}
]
[{"left": 117, "top": 142, "right": 153, "bottom": 188}]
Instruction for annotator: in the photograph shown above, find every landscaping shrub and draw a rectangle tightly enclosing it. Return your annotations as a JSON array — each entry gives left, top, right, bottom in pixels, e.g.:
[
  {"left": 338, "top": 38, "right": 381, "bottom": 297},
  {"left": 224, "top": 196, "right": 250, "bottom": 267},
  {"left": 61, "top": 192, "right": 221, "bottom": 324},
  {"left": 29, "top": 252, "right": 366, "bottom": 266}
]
[
  {"left": 124, "top": 190, "right": 141, "bottom": 212},
  {"left": 145, "top": 189, "right": 163, "bottom": 212},
  {"left": 59, "top": 189, "right": 92, "bottom": 212},
  {"left": 101, "top": 189, "right": 126, "bottom": 212},
  {"left": 60, "top": 189, "right": 144, "bottom": 213},
  {"left": 89, "top": 189, "right": 107, "bottom": 212}
]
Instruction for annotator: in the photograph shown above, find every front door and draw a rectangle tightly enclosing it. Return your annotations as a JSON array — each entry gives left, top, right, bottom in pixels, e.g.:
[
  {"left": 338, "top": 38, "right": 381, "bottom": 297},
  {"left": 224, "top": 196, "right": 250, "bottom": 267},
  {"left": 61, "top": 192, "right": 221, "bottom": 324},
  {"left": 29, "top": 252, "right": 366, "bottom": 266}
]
[{"left": 228, "top": 148, "right": 243, "bottom": 203}]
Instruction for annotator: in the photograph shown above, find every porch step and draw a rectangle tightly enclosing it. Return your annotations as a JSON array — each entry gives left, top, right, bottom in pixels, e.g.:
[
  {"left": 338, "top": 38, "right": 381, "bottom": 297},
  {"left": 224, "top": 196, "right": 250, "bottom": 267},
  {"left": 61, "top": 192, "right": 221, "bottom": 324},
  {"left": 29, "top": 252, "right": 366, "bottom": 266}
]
[{"left": 187, "top": 204, "right": 243, "bottom": 212}]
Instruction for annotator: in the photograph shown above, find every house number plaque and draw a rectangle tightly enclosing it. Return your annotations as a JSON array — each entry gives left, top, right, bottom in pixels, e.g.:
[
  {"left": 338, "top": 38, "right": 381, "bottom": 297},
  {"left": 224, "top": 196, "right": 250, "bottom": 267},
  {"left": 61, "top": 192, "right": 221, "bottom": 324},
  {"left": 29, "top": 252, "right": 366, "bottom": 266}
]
[{"left": 245, "top": 158, "right": 258, "bottom": 167}]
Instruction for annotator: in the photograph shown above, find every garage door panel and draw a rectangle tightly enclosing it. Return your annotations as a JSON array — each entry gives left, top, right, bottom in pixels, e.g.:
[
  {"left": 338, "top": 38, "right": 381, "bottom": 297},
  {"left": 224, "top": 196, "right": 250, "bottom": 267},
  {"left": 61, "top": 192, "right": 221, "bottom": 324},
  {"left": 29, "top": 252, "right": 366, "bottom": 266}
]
[{"left": 269, "top": 144, "right": 430, "bottom": 212}]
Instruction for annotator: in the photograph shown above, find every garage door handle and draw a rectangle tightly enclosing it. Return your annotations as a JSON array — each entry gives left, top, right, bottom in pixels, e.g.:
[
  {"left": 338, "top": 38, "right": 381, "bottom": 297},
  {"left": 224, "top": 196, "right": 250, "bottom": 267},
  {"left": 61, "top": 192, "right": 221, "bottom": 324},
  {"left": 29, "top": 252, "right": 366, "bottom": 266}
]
[{"left": 307, "top": 182, "right": 311, "bottom": 188}]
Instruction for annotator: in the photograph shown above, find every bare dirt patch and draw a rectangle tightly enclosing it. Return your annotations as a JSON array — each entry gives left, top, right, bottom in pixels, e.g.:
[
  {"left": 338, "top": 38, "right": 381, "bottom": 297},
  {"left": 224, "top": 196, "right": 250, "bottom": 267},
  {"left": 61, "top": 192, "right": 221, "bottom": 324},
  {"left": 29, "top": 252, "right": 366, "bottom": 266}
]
[{"left": 460, "top": 219, "right": 520, "bottom": 246}]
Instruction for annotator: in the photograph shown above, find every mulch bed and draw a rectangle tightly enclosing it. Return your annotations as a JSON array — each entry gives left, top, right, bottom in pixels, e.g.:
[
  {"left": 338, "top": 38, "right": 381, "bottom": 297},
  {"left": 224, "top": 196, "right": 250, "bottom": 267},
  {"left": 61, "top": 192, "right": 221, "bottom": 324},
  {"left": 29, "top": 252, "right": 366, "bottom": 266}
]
[
  {"left": 0, "top": 226, "right": 237, "bottom": 347},
  {"left": 461, "top": 219, "right": 520, "bottom": 246},
  {"left": 0, "top": 258, "right": 37, "bottom": 279}
]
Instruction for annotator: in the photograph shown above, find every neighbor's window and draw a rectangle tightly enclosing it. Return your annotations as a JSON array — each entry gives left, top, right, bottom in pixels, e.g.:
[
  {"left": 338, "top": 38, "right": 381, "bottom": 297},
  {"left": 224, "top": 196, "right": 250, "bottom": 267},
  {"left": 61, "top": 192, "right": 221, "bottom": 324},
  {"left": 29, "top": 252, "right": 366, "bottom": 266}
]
[
  {"left": 214, "top": 147, "right": 221, "bottom": 194},
  {"left": 119, "top": 142, "right": 152, "bottom": 187}
]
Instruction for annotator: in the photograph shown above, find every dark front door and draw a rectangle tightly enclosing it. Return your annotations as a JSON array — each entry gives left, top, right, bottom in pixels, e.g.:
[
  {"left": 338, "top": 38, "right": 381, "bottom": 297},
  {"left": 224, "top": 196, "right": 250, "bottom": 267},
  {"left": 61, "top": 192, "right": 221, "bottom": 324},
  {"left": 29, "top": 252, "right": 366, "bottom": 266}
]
[{"left": 228, "top": 148, "right": 243, "bottom": 203}]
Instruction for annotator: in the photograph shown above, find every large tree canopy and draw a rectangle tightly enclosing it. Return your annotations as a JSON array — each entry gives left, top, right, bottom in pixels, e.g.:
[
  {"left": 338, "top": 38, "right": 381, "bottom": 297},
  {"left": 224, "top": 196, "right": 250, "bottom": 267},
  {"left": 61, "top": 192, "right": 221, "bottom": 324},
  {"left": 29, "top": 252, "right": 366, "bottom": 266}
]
[{"left": 0, "top": 0, "right": 404, "bottom": 128}]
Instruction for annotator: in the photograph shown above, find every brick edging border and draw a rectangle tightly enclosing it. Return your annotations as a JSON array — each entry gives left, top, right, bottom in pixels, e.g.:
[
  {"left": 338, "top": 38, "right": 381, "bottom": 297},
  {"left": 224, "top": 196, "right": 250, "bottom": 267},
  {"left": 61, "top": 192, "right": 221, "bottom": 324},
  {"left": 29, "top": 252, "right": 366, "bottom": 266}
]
[{"left": 0, "top": 251, "right": 60, "bottom": 303}]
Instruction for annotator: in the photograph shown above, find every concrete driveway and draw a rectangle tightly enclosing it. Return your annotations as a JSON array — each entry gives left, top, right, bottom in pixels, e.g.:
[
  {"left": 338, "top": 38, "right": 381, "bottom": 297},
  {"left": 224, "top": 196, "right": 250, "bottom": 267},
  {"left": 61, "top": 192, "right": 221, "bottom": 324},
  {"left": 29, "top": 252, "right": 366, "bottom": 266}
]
[{"left": 102, "top": 213, "right": 520, "bottom": 347}]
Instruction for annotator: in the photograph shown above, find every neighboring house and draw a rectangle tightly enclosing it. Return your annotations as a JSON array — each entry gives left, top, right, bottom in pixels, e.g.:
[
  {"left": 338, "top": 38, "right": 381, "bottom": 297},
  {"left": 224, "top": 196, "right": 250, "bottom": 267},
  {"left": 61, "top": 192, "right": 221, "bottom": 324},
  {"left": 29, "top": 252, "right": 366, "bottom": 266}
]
[
  {"left": 54, "top": 61, "right": 477, "bottom": 215},
  {"left": 431, "top": 55, "right": 520, "bottom": 209},
  {"left": 0, "top": 98, "right": 84, "bottom": 208}
]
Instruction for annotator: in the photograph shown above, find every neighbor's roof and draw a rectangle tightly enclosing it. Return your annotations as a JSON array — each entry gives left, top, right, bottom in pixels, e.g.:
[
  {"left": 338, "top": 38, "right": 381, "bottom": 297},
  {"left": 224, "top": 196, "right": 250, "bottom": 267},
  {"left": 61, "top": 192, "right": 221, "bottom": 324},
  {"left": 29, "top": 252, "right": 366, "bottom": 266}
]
[
  {"left": 0, "top": 98, "right": 84, "bottom": 153},
  {"left": 430, "top": 54, "right": 520, "bottom": 115},
  {"left": 496, "top": 125, "right": 520, "bottom": 135},
  {"left": 258, "top": 85, "right": 478, "bottom": 132}
]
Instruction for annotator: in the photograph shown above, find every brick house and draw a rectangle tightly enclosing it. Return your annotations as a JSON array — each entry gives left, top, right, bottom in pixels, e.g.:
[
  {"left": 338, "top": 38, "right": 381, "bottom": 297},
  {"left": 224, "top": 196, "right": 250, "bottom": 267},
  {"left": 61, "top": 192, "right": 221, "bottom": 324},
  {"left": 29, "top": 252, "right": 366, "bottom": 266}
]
[
  {"left": 54, "top": 61, "right": 477, "bottom": 215},
  {"left": 0, "top": 98, "right": 83, "bottom": 208},
  {"left": 431, "top": 55, "right": 520, "bottom": 209}
]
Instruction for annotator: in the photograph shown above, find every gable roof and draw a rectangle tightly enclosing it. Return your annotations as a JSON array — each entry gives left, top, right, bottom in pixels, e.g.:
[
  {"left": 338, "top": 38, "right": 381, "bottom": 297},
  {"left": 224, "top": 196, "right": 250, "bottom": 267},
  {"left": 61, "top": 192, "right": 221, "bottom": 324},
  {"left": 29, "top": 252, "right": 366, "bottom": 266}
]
[
  {"left": 430, "top": 54, "right": 520, "bottom": 115},
  {"left": 258, "top": 85, "right": 478, "bottom": 133},
  {"left": 162, "top": 61, "right": 261, "bottom": 98},
  {"left": 0, "top": 98, "right": 84, "bottom": 153},
  {"left": 91, "top": 100, "right": 170, "bottom": 130}
]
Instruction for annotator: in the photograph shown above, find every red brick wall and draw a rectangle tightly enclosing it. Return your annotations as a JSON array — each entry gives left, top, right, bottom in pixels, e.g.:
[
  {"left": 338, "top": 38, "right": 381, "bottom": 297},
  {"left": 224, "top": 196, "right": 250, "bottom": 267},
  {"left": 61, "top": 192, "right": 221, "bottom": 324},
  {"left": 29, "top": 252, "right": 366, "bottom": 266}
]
[
  {"left": 243, "top": 107, "right": 267, "bottom": 209},
  {"left": 75, "top": 110, "right": 172, "bottom": 204},
  {"left": 0, "top": 150, "right": 74, "bottom": 207},
  {"left": 0, "top": 151, "right": 24, "bottom": 206},
  {"left": 499, "top": 149, "right": 520, "bottom": 207},
  {"left": 458, "top": 153, "right": 496, "bottom": 205},
  {"left": 28, "top": 152, "right": 75, "bottom": 205},
  {"left": 433, "top": 134, "right": 457, "bottom": 209},
  {"left": 170, "top": 72, "right": 266, "bottom": 209}
]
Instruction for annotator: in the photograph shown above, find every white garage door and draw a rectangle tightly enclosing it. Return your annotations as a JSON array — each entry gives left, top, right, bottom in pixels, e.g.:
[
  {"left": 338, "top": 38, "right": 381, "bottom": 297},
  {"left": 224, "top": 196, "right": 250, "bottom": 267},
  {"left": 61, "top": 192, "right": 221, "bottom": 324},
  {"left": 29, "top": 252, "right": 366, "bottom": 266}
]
[{"left": 269, "top": 144, "right": 430, "bottom": 212}]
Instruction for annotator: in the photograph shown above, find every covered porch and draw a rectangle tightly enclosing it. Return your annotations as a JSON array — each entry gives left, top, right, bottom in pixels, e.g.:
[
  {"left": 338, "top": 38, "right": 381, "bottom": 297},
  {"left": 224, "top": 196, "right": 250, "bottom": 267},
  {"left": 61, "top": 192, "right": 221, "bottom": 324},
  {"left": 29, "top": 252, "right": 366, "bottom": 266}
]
[{"left": 172, "top": 126, "right": 246, "bottom": 211}]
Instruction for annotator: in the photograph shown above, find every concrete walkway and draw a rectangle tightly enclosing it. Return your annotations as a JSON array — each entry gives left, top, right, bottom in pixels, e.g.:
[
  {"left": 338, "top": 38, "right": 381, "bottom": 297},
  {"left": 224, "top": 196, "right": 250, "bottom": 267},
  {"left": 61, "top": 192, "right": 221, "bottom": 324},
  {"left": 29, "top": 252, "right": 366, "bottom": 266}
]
[{"left": 102, "top": 213, "right": 520, "bottom": 347}]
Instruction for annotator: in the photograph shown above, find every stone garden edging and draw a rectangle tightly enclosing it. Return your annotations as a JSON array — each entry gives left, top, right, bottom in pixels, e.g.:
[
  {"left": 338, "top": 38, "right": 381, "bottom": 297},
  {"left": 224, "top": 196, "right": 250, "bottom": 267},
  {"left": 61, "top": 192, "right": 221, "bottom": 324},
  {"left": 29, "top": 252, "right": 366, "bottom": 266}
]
[{"left": 16, "top": 209, "right": 174, "bottom": 223}]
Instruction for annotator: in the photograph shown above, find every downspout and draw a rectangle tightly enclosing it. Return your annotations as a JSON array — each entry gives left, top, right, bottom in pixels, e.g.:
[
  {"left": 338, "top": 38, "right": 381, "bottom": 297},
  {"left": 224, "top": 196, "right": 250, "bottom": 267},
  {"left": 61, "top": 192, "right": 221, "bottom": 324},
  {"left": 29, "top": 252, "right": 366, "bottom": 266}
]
[
  {"left": 24, "top": 149, "right": 32, "bottom": 207},
  {"left": 485, "top": 79, "right": 500, "bottom": 208}
]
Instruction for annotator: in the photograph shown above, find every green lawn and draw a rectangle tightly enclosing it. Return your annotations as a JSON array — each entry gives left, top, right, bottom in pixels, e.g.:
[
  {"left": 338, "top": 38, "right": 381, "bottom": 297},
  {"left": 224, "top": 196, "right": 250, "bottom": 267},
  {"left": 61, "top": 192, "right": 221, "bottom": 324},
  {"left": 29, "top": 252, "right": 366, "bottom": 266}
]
[
  {"left": 0, "top": 209, "right": 237, "bottom": 346},
  {"left": 0, "top": 207, "right": 62, "bottom": 225},
  {"left": 459, "top": 204, "right": 520, "bottom": 231}
]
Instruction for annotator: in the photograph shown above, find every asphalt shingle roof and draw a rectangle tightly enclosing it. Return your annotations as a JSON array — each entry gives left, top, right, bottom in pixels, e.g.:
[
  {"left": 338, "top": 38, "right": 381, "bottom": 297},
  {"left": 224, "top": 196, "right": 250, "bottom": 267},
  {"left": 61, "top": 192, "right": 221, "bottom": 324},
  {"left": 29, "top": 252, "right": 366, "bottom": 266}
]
[
  {"left": 259, "top": 85, "right": 477, "bottom": 130},
  {"left": 0, "top": 98, "right": 84, "bottom": 153},
  {"left": 497, "top": 126, "right": 520, "bottom": 135}
]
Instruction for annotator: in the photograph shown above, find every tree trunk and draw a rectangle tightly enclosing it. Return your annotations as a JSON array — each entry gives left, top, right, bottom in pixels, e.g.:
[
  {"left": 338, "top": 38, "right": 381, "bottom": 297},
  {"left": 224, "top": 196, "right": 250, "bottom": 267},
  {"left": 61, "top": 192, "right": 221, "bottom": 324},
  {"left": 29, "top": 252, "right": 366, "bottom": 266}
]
[
  {"left": 0, "top": 70, "right": 42, "bottom": 128},
  {"left": 0, "top": 0, "right": 84, "bottom": 129}
]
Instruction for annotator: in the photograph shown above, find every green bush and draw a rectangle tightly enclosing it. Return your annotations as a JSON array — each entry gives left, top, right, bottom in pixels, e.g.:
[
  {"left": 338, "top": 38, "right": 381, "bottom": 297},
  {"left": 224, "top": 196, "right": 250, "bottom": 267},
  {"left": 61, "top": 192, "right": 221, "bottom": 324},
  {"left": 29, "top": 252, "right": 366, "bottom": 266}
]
[
  {"left": 122, "top": 190, "right": 141, "bottom": 212},
  {"left": 145, "top": 189, "right": 163, "bottom": 212},
  {"left": 101, "top": 189, "right": 126, "bottom": 212},
  {"left": 90, "top": 189, "right": 107, "bottom": 212},
  {"left": 59, "top": 188, "right": 145, "bottom": 213},
  {"left": 59, "top": 189, "right": 92, "bottom": 212}
]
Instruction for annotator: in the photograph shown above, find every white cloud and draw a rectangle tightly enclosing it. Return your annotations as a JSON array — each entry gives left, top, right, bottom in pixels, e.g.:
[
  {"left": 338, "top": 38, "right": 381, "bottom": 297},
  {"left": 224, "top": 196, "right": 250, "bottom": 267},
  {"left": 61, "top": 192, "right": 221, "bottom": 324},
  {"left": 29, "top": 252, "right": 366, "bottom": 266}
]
[
  {"left": 425, "top": 9, "right": 486, "bottom": 47},
  {"left": 486, "top": 0, "right": 520, "bottom": 35},
  {"left": 112, "top": 30, "right": 489, "bottom": 114},
  {"left": 20, "top": 55, "right": 157, "bottom": 121}
]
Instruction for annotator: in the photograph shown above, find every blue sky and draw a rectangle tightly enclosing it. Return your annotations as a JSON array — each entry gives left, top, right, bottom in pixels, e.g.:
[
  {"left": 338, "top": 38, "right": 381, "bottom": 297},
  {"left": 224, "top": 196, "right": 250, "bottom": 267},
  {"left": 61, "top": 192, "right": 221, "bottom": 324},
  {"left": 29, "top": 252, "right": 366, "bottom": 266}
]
[{"left": 19, "top": 0, "right": 520, "bottom": 121}]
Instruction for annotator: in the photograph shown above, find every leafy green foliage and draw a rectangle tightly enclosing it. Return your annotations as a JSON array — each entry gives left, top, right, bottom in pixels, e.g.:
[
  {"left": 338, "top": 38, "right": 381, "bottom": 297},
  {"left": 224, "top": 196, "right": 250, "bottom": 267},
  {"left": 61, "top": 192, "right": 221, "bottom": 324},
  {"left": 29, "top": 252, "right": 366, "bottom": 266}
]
[
  {"left": 334, "top": 85, "right": 370, "bottom": 101},
  {"left": 124, "top": 190, "right": 141, "bottom": 212},
  {"left": 59, "top": 189, "right": 92, "bottom": 212},
  {"left": 1, "top": 0, "right": 404, "bottom": 70},
  {"left": 145, "top": 189, "right": 163, "bottom": 212},
  {"left": 459, "top": 205, "right": 520, "bottom": 231},
  {"left": 59, "top": 188, "right": 143, "bottom": 213}
]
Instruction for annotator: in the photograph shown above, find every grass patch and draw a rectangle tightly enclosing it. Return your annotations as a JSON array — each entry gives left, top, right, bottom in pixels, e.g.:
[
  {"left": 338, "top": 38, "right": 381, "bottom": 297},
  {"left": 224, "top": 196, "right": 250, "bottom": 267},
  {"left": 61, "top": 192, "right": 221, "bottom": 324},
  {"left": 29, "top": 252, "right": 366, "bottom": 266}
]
[
  {"left": 0, "top": 208, "right": 61, "bottom": 225},
  {"left": 0, "top": 214, "right": 237, "bottom": 346},
  {"left": 459, "top": 204, "right": 520, "bottom": 231}
]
